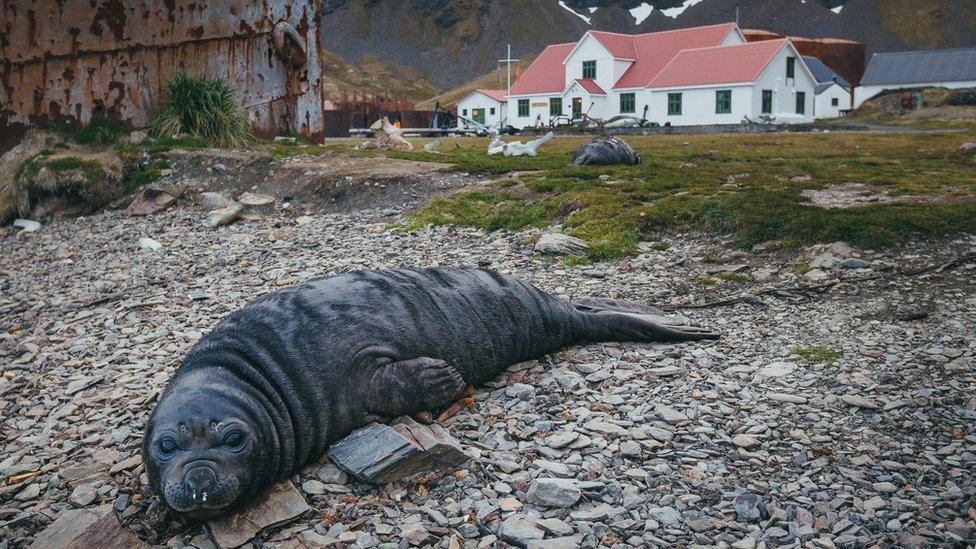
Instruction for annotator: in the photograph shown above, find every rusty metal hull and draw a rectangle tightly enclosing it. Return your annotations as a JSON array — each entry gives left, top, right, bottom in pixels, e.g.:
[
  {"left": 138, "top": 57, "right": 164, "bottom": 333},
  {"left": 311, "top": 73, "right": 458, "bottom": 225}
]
[{"left": 1, "top": 0, "right": 325, "bottom": 140}]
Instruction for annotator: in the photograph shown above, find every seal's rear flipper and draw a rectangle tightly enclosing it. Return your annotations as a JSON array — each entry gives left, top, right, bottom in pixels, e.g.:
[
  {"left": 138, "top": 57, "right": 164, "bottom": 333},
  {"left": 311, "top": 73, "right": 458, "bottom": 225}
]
[
  {"left": 579, "top": 307, "right": 720, "bottom": 343},
  {"left": 572, "top": 297, "right": 667, "bottom": 317},
  {"left": 363, "top": 357, "right": 467, "bottom": 418}
]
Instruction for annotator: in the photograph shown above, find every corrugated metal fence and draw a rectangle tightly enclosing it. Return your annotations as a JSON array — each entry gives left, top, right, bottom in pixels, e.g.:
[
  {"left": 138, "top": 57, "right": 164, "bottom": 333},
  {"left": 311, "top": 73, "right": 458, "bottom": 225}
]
[{"left": 0, "top": 0, "right": 326, "bottom": 140}]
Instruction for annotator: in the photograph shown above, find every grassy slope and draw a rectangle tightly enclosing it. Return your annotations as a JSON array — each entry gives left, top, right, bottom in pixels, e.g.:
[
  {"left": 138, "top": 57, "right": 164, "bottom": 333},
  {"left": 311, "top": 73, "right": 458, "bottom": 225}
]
[
  {"left": 391, "top": 130, "right": 976, "bottom": 260},
  {"left": 415, "top": 55, "right": 537, "bottom": 111},
  {"left": 321, "top": 51, "right": 439, "bottom": 104}
]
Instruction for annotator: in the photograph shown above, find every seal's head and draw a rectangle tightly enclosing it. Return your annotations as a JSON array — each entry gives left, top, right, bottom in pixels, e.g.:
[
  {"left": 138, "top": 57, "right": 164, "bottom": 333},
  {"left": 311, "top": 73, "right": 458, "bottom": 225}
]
[{"left": 142, "top": 389, "right": 265, "bottom": 519}]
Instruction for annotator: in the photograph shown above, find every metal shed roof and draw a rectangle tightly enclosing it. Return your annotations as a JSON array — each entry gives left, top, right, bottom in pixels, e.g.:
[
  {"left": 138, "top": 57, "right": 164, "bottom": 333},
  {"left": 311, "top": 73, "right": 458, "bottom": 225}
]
[
  {"left": 860, "top": 48, "right": 976, "bottom": 86},
  {"left": 803, "top": 56, "right": 851, "bottom": 90}
]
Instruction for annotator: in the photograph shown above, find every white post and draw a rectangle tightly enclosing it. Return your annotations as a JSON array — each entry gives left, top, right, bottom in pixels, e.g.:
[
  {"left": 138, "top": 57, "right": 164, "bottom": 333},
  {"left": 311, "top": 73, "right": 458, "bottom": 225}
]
[{"left": 498, "top": 45, "right": 519, "bottom": 130}]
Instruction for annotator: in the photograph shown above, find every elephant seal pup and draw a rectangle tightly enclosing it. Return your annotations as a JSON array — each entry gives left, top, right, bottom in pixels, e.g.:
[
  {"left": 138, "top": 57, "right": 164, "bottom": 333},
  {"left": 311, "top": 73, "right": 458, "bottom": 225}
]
[
  {"left": 571, "top": 135, "right": 642, "bottom": 166},
  {"left": 143, "top": 268, "right": 718, "bottom": 518}
]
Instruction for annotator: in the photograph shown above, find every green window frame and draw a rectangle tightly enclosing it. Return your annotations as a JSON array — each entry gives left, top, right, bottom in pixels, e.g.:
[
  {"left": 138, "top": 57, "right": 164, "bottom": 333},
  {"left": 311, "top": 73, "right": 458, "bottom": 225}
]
[
  {"left": 715, "top": 90, "right": 732, "bottom": 114},
  {"left": 786, "top": 56, "right": 796, "bottom": 79},
  {"left": 518, "top": 99, "right": 530, "bottom": 117},
  {"left": 762, "top": 90, "right": 773, "bottom": 114},
  {"left": 620, "top": 93, "right": 636, "bottom": 114},
  {"left": 582, "top": 60, "right": 596, "bottom": 80},
  {"left": 667, "top": 93, "right": 682, "bottom": 116},
  {"left": 796, "top": 91, "right": 806, "bottom": 115},
  {"left": 549, "top": 97, "right": 563, "bottom": 117}
]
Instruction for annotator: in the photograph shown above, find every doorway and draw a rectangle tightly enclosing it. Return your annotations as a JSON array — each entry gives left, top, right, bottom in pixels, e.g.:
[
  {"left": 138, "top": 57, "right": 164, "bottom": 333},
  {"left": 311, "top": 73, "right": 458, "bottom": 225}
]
[{"left": 572, "top": 98, "right": 583, "bottom": 118}]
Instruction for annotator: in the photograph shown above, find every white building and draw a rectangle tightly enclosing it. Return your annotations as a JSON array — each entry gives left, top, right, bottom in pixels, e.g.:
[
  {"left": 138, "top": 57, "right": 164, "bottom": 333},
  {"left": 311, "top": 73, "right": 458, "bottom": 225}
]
[
  {"left": 803, "top": 56, "right": 852, "bottom": 118},
  {"left": 456, "top": 89, "right": 507, "bottom": 129},
  {"left": 500, "top": 23, "right": 823, "bottom": 129},
  {"left": 854, "top": 47, "right": 976, "bottom": 108}
]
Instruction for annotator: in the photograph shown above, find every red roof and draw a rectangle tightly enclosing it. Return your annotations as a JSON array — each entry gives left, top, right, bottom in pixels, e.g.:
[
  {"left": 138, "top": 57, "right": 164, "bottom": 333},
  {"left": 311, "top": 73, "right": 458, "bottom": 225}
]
[
  {"left": 615, "top": 23, "right": 739, "bottom": 88},
  {"left": 509, "top": 43, "right": 576, "bottom": 95},
  {"left": 589, "top": 31, "right": 638, "bottom": 60},
  {"left": 474, "top": 89, "right": 507, "bottom": 102},
  {"left": 574, "top": 79, "right": 607, "bottom": 95},
  {"left": 648, "top": 39, "right": 789, "bottom": 88},
  {"left": 510, "top": 23, "right": 740, "bottom": 95}
]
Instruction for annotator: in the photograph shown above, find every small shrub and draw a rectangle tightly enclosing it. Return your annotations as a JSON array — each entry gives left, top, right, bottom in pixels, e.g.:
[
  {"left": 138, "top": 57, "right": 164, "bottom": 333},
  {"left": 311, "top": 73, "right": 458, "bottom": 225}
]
[
  {"left": 149, "top": 75, "right": 253, "bottom": 147},
  {"left": 793, "top": 346, "right": 842, "bottom": 364}
]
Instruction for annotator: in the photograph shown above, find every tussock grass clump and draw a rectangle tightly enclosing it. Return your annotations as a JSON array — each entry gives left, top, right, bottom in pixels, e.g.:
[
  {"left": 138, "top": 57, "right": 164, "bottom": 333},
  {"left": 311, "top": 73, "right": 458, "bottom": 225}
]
[
  {"left": 1, "top": 153, "right": 121, "bottom": 223},
  {"left": 58, "top": 115, "right": 127, "bottom": 146},
  {"left": 150, "top": 75, "right": 253, "bottom": 147}
]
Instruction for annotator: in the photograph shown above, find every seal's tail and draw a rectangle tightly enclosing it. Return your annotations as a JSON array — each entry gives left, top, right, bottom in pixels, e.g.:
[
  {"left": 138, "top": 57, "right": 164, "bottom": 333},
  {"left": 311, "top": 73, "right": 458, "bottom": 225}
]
[{"left": 572, "top": 298, "right": 720, "bottom": 343}]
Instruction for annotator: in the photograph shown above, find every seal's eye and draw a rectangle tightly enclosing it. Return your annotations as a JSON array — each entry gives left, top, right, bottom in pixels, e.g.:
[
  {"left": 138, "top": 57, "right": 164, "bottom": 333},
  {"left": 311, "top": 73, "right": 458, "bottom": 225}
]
[
  {"left": 159, "top": 438, "right": 178, "bottom": 455},
  {"left": 224, "top": 432, "right": 245, "bottom": 449}
]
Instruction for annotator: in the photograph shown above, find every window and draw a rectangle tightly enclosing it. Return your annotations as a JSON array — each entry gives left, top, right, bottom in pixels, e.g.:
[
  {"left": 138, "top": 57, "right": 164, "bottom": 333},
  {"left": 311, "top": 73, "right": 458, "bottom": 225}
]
[
  {"left": 667, "top": 93, "right": 682, "bottom": 116},
  {"left": 831, "top": 97, "right": 839, "bottom": 107},
  {"left": 582, "top": 60, "right": 596, "bottom": 80},
  {"left": 518, "top": 99, "right": 529, "bottom": 117},
  {"left": 786, "top": 56, "right": 796, "bottom": 79},
  {"left": 620, "top": 93, "right": 635, "bottom": 114},
  {"left": 462, "top": 109, "right": 467, "bottom": 117},
  {"left": 715, "top": 90, "right": 732, "bottom": 114},
  {"left": 762, "top": 90, "right": 773, "bottom": 114},
  {"left": 490, "top": 107, "right": 496, "bottom": 115},
  {"left": 796, "top": 92, "right": 806, "bottom": 115},
  {"left": 550, "top": 97, "right": 562, "bottom": 117}
]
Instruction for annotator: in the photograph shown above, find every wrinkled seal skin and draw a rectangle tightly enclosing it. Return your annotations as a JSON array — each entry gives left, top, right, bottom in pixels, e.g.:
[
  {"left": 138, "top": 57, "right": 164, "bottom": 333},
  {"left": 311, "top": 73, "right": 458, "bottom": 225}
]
[
  {"left": 571, "top": 135, "right": 642, "bottom": 166},
  {"left": 143, "top": 268, "right": 717, "bottom": 518}
]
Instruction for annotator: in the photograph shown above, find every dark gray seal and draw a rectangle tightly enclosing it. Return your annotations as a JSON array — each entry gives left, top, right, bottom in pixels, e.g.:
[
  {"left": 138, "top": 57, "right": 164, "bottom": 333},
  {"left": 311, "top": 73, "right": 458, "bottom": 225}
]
[
  {"left": 571, "top": 135, "right": 642, "bottom": 166},
  {"left": 143, "top": 268, "right": 717, "bottom": 518}
]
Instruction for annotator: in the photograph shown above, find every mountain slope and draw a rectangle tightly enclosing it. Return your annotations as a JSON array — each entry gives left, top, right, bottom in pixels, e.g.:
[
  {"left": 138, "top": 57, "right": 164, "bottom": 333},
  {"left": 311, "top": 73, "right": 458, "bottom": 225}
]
[{"left": 322, "top": 0, "right": 976, "bottom": 89}]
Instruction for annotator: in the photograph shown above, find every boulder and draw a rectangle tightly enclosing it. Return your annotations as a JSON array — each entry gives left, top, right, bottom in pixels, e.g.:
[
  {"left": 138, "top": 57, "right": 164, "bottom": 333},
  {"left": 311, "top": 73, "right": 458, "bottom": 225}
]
[
  {"left": 13, "top": 219, "right": 41, "bottom": 234},
  {"left": 201, "top": 192, "right": 234, "bottom": 210},
  {"left": 525, "top": 478, "right": 582, "bottom": 508},
  {"left": 326, "top": 416, "right": 469, "bottom": 485},
  {"left": 207, "top": 203, "right": 244, "bottom": 227},
  {"left": 238, "top": 193, "right": 275, "bottom": 221},
  {"left": 127, "top": 186, "right": 180, "bottom": 216},
  {"left": 207, "top": 481, "right": 309, "bottom": 549},
  {"left": 29, "top": 504, "right": 146, "bottom": 549},
  {"left": 535, "top": 233, "right": 589, "bottom": 257}
]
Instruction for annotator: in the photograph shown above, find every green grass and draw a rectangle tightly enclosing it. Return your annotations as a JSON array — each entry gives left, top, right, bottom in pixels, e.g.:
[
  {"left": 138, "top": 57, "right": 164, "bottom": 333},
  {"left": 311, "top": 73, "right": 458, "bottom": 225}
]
[
  {"left": 124, "top": 160, "right": 171, "bottom": 192},
  {"left": 149, "top": 75, "right": 253, "bottom": 147},
  {"left": 398, "top": 132, "right": 976, "bottom": 260},
  {"left": 56, "top": 115, "right": 127, "bottom": 146},
  {"left": 792, "top": 346, "right": 843, "bottom": 364},
  {"left": 269, "top": 144, "right": 329, "bottom": 160}
]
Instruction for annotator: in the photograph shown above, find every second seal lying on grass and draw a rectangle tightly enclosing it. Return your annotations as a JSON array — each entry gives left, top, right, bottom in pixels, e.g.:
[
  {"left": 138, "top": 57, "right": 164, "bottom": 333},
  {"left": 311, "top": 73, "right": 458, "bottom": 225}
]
[
  {"left": 143, "top": 268, "right": 718, "bottom": 518},
  {"left": 571, "top": 135, "right": 642, "bottom": 166}
]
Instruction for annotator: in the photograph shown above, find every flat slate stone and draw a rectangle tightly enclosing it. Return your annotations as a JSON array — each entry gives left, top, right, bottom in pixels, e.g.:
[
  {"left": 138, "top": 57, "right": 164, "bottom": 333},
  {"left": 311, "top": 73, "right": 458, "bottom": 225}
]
[
  {"left": 327, "top": 416, "right": 469, "bottom": 485},
  {"left": 207, "top": 481, "right": 309, "bottom": 549},
  {"left": 29, "top": 504, "right": 147, "bottom": 549}
]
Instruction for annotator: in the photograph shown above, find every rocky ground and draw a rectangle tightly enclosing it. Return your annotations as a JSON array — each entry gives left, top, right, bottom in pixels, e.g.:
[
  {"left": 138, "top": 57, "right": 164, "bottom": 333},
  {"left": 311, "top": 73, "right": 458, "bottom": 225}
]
[{"left": 1, "top": 192, "right": 975, "bottom": 548}]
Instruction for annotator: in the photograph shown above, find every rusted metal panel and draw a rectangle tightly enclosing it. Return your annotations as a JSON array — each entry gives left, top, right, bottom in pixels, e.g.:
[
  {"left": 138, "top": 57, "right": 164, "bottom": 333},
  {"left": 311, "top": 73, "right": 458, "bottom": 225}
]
[
  {"left": 1, "top": 0, "right": 325, "bottom": 140},
  {"left": 743, "top": 29, "right": 866, "bottom": 86}
]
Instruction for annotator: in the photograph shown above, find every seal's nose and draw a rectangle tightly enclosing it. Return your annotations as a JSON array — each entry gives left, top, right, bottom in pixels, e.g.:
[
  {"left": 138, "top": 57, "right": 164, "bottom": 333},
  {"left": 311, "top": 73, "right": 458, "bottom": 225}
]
[{"left": 184, "top": 467, "right": 216, "bottom": 500}]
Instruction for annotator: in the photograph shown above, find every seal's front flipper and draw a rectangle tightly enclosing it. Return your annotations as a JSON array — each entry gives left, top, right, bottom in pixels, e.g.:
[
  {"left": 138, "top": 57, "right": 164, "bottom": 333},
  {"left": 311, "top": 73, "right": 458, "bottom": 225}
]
[{"left": 363, "top": 356, "right": 467, "bottom": 418}]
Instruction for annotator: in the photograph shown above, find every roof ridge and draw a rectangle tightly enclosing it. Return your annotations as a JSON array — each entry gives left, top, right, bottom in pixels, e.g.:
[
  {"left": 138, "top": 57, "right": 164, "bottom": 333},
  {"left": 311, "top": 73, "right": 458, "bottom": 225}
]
[
  {"left": 872, "top": 46, "right": 976, "bottom": 57},
  {"left": 673, "top": 37, "right": 787, "bottom": 54},
  {"left": 588, "top": 22, "right": 735, "bottom": 40}
]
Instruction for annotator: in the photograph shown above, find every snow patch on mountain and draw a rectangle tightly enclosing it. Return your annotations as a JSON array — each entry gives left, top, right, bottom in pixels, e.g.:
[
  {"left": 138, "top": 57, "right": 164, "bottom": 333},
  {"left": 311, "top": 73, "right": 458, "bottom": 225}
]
[
  {"left": 831, "top": 4, "right": 843, "bottom": 13},
  {"left": 558, "top": 1, "right": 593, "bottom": 24},
  {"left": 630, "top": 2, "right": 654, "bottom": 25},
  {"left": 660, "top": 0, "right": 706, "bottom": 19}
]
